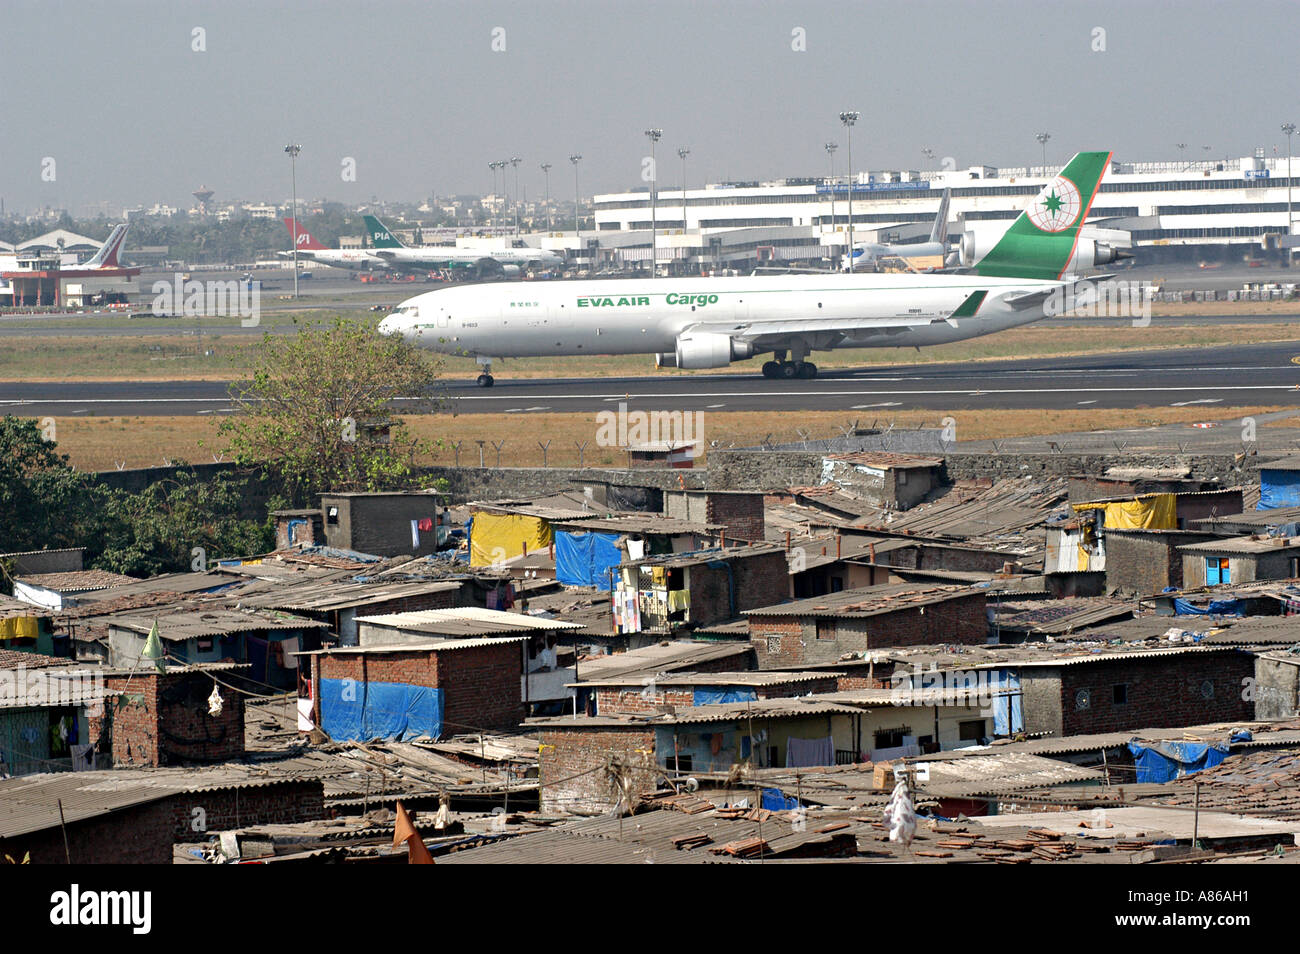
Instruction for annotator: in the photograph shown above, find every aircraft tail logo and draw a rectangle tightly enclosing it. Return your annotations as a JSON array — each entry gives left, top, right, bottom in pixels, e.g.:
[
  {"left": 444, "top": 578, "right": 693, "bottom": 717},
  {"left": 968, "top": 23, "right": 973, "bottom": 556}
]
[
  {"left": 283, "top": 218, "right": 327, "bottom": 250},
  {"left": 84, "top": 224, "right": 129, "bottom": 268}
]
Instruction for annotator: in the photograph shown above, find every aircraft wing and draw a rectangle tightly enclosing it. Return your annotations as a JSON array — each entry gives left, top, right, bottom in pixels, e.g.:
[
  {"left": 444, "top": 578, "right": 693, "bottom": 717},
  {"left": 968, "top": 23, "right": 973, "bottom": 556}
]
[
  {"left": 686, "top": 290, "right": 994, "bottom": 340},
  {"left": 1001, "top": 275, "right": 1115, "bottom": 311}
]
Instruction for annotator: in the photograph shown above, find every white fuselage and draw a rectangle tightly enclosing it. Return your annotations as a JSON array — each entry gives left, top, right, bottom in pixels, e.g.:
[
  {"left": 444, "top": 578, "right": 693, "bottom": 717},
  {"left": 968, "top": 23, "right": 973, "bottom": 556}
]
[
  {"left": 376, "top": 246, "right": 564, "bottom": 271},
  {"left": 292, "top": 248, "right": 387, "bottom": 271},
  {"left": 379, "top": 273, "right": 1059, "bottom": 362}
]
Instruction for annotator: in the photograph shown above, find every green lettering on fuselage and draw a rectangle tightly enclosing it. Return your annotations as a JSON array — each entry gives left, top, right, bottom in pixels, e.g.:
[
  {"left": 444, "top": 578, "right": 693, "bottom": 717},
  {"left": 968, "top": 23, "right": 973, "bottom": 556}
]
[{"left": 576, "top": 296, "right": 651, "bottom": 307}]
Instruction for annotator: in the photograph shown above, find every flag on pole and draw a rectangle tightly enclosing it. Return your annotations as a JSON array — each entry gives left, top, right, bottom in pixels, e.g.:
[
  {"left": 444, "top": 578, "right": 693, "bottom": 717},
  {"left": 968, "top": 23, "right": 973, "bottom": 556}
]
[
  {"left": 393, "top": 800, "right": 434, "bottom": 864},
  {"left": 141, "top": 620, "right": 166, "bottom": 673}
]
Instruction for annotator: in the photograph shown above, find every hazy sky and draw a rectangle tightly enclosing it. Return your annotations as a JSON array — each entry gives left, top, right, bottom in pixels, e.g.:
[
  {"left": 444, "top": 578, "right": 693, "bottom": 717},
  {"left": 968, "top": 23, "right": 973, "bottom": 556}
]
[{"left": 3, "top": 0, "right": 1297, "bottom": 215}]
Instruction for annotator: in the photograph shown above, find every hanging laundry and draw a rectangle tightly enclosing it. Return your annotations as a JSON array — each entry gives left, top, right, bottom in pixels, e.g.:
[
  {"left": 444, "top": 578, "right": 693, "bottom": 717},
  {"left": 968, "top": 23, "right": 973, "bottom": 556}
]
[{"left": 417, "top": 517, "right": 434, "bottom": 532}]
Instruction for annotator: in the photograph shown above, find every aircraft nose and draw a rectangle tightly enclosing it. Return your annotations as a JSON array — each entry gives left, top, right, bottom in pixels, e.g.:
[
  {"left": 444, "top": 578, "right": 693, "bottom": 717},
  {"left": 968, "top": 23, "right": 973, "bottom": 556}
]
[{"left": 377, "top": 314, "right": 399, "bottom": 336}]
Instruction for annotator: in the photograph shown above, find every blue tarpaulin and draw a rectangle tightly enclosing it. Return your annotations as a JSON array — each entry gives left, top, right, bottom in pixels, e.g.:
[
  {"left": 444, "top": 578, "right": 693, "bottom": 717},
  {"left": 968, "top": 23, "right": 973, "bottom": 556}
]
[
  {"left": 319, "top": 678, "right": 443, "bottom": 742},
  {"left": 554, "top": 530, "right": 623, "bottom": 590},
  {"left": 1127, "top": 740, "right": 1229, "bottom": 783},
  {"left": 692, "top": 687, "right": 758, "bottom": 706},
  {"left": 761, "top": 788, "right": 801, "bottom": 811},
  {"left": 1172, "top": 598, "right": 1245, "bottom": 617},
  {"left": 1259, "top": 468, "right": 1300, "bottom": 510}
]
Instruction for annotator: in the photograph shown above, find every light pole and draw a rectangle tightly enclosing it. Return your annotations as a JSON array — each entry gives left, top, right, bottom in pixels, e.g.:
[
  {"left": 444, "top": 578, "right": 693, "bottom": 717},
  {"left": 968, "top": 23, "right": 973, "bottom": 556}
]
[
  {"left": 1283, "top": 124, "right": 1296, "bottom": 265},
  {"left": 510, "top": 157, "right": 522, "bottom": 232},
  {"left": 645, "top": 128, "right": 663, "bottom": 277},
  {"left": 677, "top": 147, "right": 690, "bottom": 237},
  {"left": 1036, "top": 132, "right": 1051, "bottom": 174},
  {"left": 1176, "top": 142, "right": 1188, "bottom": 171},
  {"left": 499, "top": 158, "right": 510, "bottom": 229},
  {"left": 489, "top": 161, "right": 504, "bottom": 227},
  {"left": 839, "top": 112, "right": 858, "bottom": 271},
  {"left": 921, "top": 146, "right": 935, "bottom": 167},
  {"left": 569, "top": 153, "right": 582, "bottom": 262},
  {"left": 824, "top": 141, "right": 838, "bottom": 236},
  {"left": 284, "top": 144, "right": 301, "bottom": 298},
  {"left": 540, "top": 162, "right": 553, "bottom": 231}
]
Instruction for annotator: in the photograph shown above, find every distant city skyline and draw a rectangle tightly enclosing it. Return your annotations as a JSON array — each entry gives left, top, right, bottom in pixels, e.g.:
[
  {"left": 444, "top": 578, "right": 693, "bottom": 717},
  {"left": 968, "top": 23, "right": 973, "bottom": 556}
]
[{"left": 2, "top": 0, "right": 1298, "bottom": 216}]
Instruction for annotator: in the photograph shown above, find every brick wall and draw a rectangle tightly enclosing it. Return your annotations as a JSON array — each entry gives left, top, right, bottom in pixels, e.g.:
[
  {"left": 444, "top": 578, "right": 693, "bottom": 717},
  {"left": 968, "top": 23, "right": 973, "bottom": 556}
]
[
  {"left": 435, "top": 643, "right": 523, "bottom": 734},
  {"left": 596, "top": 687, "right": 695, "bottom": 716},
  {"left": 1051, "top": 651, "right": 1255, "bottom": 735},
  {"left": 316, "top": 641, "right": 523, "bottom": 738},
  {"left": 685, "top": 550, "right": 790, "bottom": 628},
  {"left": 166, "top": 780, "right": 324, "bottom": 839},
  {"left": 1, "top": 800, "right": 176, "bottom": 864},
  {"left": 750, "top": 592, "right": 987, "bottom": 668},
  {"left": 706, "top": 494, "right": 766, "bottom": 543},
  {"left": 89, "top": 670, "right": 246, "bottom": 767},
  {"left": 538, "top": 725, "right": 658, "bottom": 814}
]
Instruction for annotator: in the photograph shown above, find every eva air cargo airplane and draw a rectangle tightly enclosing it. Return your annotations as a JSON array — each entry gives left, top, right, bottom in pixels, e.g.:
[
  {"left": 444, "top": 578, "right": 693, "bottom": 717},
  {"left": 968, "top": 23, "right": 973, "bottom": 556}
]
[{"left": 380, "top": 151, "right": 1116, "bottom": 387}]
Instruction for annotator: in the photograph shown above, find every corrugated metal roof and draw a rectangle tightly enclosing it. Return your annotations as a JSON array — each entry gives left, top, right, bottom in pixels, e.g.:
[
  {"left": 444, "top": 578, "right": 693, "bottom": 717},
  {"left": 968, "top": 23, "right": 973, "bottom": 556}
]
[
  {"left": 108, "top": 607, "right": 327, "bottom": 641},
  {"left": 15, "top": 569, "right": 137, "bottom": 592},
  {"left": 574, "top": 641, "right": 754, "bottom": 682},
  {"left": 744, "top": 582, "right": 975, "bottom": 618},
  {"left": 0, "top": 768, "right": 318, "bottom": 839},
  {"left": 573, "top": 670, "right": 841, "bottom": 689},
  {"left": 355, "top": 607, "right": 583, "bottom": 633},
  {"left": 297, "top": 635, "right": 530, "bottom": 655}
]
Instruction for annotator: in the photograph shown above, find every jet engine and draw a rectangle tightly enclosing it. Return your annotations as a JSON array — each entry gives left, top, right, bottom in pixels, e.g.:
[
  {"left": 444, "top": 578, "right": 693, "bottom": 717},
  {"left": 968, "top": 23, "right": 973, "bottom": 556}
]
[
  {"left": 956, "top": 230, "right": 1130, "bottom": 270},
  {"left": 660, "top": 332, "right": 754, "bottom": 369}
]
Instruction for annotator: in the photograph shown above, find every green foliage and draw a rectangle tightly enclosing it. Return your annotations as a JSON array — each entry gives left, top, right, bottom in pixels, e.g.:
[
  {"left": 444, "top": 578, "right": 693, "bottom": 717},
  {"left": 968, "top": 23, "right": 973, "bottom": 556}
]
[
  {"left": 0, "top": 417, "right": 107, "bottom": 553},
  {"left": 93, "top": 471, "right": 271, "bottom": 577},
  {"left": 0, "top": 416, "right": 270, "bottom": 576},
  {"left": 218, "top": 316, "right": 443, "bottom": 502}
]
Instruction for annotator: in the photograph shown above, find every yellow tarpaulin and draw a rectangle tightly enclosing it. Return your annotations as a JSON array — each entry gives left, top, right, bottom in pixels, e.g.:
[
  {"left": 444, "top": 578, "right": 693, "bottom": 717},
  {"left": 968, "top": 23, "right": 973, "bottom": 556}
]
[
  {"left": 470, "top": 512, "right": 553, "bottom": 566},
  {"left": 0, "top": 616, "right": 39, "bottom": 640},
  {"left": 1074, "top": 493, "right": 1177, "bottom": 530}
]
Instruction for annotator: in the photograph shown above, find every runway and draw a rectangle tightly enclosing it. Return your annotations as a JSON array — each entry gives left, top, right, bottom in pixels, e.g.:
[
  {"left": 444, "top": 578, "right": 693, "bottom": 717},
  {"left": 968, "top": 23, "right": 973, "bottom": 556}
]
[{"left": 2, "top": 340, "right": 1297, "bottom": 417}]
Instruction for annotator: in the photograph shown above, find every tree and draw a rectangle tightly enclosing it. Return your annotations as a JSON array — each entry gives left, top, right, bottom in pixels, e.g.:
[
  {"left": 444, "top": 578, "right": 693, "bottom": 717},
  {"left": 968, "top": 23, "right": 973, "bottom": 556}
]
[
  {"left": 94, "top": 471, "right": 272, "bottom": 577},
  {"left": 0, "top": 416, "right": 106, "bottom": 555},
  {"left": 218, "top": 317, "right": 443, "bottom": 502}
]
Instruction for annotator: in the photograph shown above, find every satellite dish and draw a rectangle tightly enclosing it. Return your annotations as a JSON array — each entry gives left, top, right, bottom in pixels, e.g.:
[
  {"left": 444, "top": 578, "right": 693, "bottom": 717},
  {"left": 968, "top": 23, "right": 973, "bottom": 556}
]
[{"left": 684, "top": 777, "right": 699, "bottom": 793}]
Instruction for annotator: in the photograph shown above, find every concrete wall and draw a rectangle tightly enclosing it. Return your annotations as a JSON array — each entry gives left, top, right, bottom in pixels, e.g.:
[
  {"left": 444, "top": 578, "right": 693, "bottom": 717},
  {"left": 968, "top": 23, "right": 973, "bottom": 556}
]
[
  {"left": 1181, "top": 547, "right": 1300, "bottom": 588},
  {"left": 1254, "top": 656, "right": 1300, "bottom": 720},
  {"left": 1104, "top": 531, "right": 1222, "bottom": 594}
]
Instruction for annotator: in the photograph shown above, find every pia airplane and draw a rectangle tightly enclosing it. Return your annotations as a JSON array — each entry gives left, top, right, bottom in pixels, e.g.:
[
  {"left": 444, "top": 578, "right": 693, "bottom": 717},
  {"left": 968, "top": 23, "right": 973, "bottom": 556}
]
[
  {"left": 363, "top": 215, "right": 565, "bottom": 278},
  {"left": 280, "top": 219, "right": 387, "bottom": 271},
  {"left": 381, "top": 152, "right": 1118, "bottom": 387}
]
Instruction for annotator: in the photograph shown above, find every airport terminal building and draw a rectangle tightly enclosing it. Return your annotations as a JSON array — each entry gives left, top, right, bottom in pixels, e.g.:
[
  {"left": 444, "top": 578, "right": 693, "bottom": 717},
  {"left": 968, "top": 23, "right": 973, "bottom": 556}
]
[{"left": 584, "top": 152, "right": 1300, "bottom": 271}]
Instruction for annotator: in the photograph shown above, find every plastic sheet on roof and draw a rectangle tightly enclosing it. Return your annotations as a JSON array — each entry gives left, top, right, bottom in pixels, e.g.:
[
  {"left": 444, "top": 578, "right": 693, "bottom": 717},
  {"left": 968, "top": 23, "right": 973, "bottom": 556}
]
[
  {"left": 1074, "top": 494, "right": 1176, "bottom": 530},
  {"left": 319, "top": 678, "right": 443, "bottom": 742},
  {"left": 554, "top": 530, "right": 622, "bottom": 590},
  {"left": 470, "top": 512, "right": 553, "bottom": 567},
  {"left": 1259, "top": 468, "right": 1300, "bottom": 511},
  {"left": 1128, "top": 739, "right": 1228, "bottom": 783}
]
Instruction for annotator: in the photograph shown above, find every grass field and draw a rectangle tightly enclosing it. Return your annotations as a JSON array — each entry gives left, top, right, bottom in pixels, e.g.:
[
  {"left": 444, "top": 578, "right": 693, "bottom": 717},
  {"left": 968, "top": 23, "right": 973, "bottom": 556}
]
[
  {"left": 3, "top": 318, "right": 1300, "bottom": 383},
  {"left": 44, "top": 404, "right": 1297, "bottom": 472}
]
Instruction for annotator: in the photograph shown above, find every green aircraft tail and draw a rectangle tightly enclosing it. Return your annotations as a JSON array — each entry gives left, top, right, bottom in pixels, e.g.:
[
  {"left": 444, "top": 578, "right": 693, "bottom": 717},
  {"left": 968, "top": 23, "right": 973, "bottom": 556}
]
[
  {"left": 974, "top": 151, "right": 1112, "bottom": 280},
  {"left": 363, "top": 214, "right": 406, "bottom": 249}
]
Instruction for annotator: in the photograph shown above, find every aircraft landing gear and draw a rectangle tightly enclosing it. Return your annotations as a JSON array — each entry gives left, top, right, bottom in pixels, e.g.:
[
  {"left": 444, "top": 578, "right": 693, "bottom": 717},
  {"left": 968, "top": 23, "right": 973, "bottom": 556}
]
[
  {"left": 476, "top": 356, "right": 496, "bottom": 387},
  {"left": 761, "top": 359, "right": 817, "bottom": 379},
  {"left": 476, "top": 373, "right": 495, "bottom": 387}
]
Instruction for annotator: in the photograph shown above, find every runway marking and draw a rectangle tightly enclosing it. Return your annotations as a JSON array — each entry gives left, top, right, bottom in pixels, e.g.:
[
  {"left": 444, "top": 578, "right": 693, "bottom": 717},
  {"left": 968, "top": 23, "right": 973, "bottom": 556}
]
[
  {"left": 1170, "top": 398, "right": 1223, "bottom": 406},
  {"left": 851, "top": 402, "right": 903, "bottom": 409},
  {"left": 447, "top": 383, "right": 1300, "bottom": 403},
  {"left": 706, "top": 404, "right": 726, "bottom": 408},
  {"left": 1076, "top": 400, "right": 1098, "bottom": 405}
]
